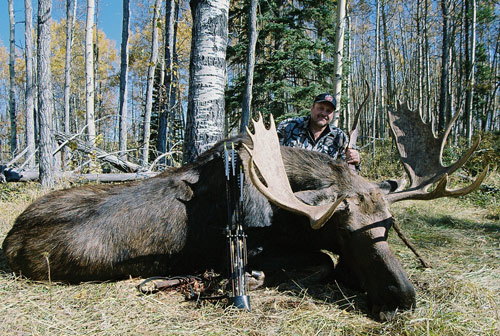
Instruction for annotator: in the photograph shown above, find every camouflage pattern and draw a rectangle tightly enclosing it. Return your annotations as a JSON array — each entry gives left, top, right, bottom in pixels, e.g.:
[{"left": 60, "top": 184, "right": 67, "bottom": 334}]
[{"left": 277, "top": 116, "right": 348, "bottom": 161}]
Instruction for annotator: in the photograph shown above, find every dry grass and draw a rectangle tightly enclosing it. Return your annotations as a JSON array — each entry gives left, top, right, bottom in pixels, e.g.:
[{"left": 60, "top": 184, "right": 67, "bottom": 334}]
[{"left": 1, "top": 182, "right": 499, "bottom": 335}]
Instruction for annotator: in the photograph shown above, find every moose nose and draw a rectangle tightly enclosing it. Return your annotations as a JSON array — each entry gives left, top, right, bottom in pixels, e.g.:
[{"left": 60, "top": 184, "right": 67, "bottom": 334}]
[
  {"left": 370, "top": 283, "right": 416, "bottom": 320},
  {"left": 386, "top": 284, "right": 416, "bottom": 309},
  {"left": 369, "top": 282, "right": 416, "bottom": 321}
]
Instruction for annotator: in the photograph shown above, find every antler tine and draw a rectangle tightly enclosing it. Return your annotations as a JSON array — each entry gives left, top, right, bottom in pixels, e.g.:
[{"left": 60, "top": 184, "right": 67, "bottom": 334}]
[
  {"left": 242, "top": 113, "right": 345, "bottom": 230},
  {"left": 387, "top": 165, "right": 489, "bottom": 202},
  {"left": 387, "top": 102, "right": 488, "bottom": 203}
]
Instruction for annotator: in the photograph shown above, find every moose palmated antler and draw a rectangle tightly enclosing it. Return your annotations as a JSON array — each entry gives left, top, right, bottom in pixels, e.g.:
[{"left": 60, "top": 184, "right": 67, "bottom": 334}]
[
  {"left": 242, "top": 113, "right": 346, "bottom": 230},
  {"left": 386, "top": 101, "right": 488, "bottom": 203}
]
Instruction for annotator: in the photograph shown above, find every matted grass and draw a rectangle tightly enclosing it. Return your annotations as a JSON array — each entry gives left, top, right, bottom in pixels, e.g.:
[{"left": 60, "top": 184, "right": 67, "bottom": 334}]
[{"left": 1, "top": 182, "right": 499, "bottom": 335}]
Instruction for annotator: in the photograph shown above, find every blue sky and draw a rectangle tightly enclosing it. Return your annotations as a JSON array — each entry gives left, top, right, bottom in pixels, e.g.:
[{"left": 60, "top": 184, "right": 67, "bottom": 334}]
[{"left": 0, "top": 1, "right": 123, "bottom": 50}]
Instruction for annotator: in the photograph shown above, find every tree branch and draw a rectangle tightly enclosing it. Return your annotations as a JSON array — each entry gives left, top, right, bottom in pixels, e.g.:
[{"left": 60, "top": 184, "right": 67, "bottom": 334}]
[{"left": 54, "top": 131, "right": 141, "bottom": 173}]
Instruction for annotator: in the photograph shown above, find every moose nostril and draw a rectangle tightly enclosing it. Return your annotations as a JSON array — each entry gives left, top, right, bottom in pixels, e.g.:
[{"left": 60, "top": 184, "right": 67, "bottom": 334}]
[{"left": 386, "top": 284, "right": 416, "bottom": 309}]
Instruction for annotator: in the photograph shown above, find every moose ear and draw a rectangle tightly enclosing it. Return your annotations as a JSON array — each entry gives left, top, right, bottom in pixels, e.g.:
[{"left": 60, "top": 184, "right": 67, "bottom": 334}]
[
  {"left": 181, "top": 171, "right": 200, "bottom": 185},
  {"left": 377, "top": 178, "right": 407, "bottom": 194},
  {"left": 175, "top": 171, "right": 200, "bottom": 202}
]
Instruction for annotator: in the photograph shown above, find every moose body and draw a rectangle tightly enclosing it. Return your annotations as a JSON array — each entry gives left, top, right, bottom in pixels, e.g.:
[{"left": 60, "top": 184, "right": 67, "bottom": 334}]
[
  {"left": 3, "top": 106, "right": 487, "bottom": 318},
  {"left": 2, "top": 135, "right": 415, "bottom": 315}
]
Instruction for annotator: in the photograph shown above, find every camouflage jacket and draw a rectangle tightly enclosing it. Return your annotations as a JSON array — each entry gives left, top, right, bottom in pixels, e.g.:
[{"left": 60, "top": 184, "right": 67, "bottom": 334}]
[{"left": 276, "top": 116, "right": 349, "bottom": 161}]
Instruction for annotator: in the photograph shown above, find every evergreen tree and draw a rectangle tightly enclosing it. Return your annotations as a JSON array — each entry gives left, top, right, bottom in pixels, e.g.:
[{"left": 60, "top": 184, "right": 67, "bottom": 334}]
[{"left": 226, "top": 0, "right": 339, "bottom": 131}]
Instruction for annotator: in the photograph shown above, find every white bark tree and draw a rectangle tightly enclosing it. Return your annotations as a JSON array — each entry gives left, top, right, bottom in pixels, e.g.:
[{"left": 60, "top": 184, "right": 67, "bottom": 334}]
[
  {"left": 184, "top": 0, "right": 230, "bottom": 163},
  {"left": 240, "top": 0, "right": 258, "bottom": 133},
  {"left": 465, "top": 0, "right": 476, "bottom": 145},
  {"left": 24, "top": 0, "right": 35, "bottom": 167},
  {"left": 332, "top": 0, "right": 346, "bottom": 128},
  {"left": 85, "top": 0, "right": 96, "bottom": 146},
  {"left": 372, "top": 0, "right": 380, "bottom": 159},
  {"left": 37, "top": 0, "right": 55, "bottom": 188},
  {"left": 8, "top": 0, "right": 17, "bottom": 155},
  {"left": 63, "top": 0, "right": 77, "bottom": 168},
  {"left": 141, "top": 0, "right": 162, "bottom": 165},
  {"left": 118, "top": 0, "right": 130, "bottom": 160},
  {"left": 157, "top": 0, "right": 178, "bottom": 157}
]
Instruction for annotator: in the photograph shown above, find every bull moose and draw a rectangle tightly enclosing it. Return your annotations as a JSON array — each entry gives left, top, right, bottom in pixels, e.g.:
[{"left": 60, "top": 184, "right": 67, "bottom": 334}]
[{"left": 2, "top": 103, "right": 487, "bottom": 319}]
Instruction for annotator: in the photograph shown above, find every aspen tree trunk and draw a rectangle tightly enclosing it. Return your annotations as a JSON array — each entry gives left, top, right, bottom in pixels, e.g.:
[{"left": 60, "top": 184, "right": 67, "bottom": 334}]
[
  {"left": 240, "top": 0, "right": 258, "bottom": 133},
  {"left": 37, "top": 0, "right": 55, "bottom": 188},
  {"left": 438, "top": 0, "right": 450, "bottom": 133},
  {"left": 63, "top": 0, "right": 77, "bottom": 169},
  {"left": 94, "top": 0, "right": 101, "bottom": 135},
  {"left": 381, "top": 1, "right": 394, "bottom": 105},
  {"left": 484, "top": 28, "right": 500, "bottom": 131},
  {"left": 24, "top": 0, "right": 35, "bottom": 167},
  {"left": 465, "top": 0, "right": 476, "bottom": 145},
  {"left": 85, "top": 0, "right": 96, "bottom": 146},
  {"left": 141, "top": 0, "right": 162, "bottom": 165},
  {"left": 416, "top": 0, "right": 424, "bottom": 116},
  {"left": 372, "top": 0, "right": 380, "bottom": 159},
  {"left": 157, "top": 0, "right": 177, "bottom": 157},
  {"left": 8, "top": 0, "right": 17, "bottom": 155},
  {"left": 332, "top": 0, "right": 346, "bottom": 128},
  {"left": 345, "top": 13, "right": 351, "bottom": 131},
  {"left": 169, "top": 1, "right": 181, "bottom": 144},
  {"left": 424, "top": 0, "right": 431, "bottom": 122},
  {"left": 184, "top": 0, "right": 229, "bottom": 163},
  {"left": 118, "top": 0, "right": 130, "bottom": 160}
]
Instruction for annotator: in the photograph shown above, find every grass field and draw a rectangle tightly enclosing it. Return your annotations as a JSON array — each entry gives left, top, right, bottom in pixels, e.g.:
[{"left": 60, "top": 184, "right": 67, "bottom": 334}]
[{"left": 0, "top": 178, "right": 499, "bottom": 335}]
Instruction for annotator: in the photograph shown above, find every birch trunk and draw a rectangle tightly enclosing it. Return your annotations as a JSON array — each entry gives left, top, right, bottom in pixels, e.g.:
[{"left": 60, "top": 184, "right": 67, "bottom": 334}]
[
  {"left": 157, "top": 0, "right": 177, "bottom": 156},
  {"left": 424, "top": 0, "right": 431, "bottom": 122},
  {"left": 8, "top": 0, "right": 17, "bottom": 155},
  {"left": 372, "top": 0, "right": 380, "bottom": 159},
  {"left": 63, "top": 0, "right": 77, "bottom": 169},
  {"left": 184, "top": 0, "right": 229, "bottom": 163},
  {"left": 168, "top": 1, "right": 181, "bottom": 156},
  {"left": 24, "top": 0, "right": 35, "bottom": 167},
  {"left": 465, "top": 0, "right": 476, "bottom": 145},
  {"left": 85, "top": 0, "right": 96, "bottom": 146},
  {"left": 240, "top": 0, "right": 258, "bottom": 133},
  {"left": 332, "top": 0, "right": 346, "bottom": 128},
  {"left": 438, "top": 0, "right": 450, "bottom": 133},
  {"left": 118, "top": 0, "right": 130, "bottom": 160},
  {"left": 141, "top": 0, "right": 162, "bottom": 165},
  {"left": 345, "top": 13, "right": 351, "bottom": 131},
  {"left": 37, "top": 0, "right": 55, "bottom": 188},
  {"left": 381, "top": 1, "right": 394, "bottom": 105}
]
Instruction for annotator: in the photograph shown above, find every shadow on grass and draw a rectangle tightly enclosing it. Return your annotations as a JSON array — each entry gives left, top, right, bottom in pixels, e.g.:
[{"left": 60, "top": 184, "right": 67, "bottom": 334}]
[
  {"left": 249, "top": 255, "right": 373, "bottom": 318},
  {"left": 270, "top": 269, "right": 369, "bottom": 313},
  {"left": 397, "top": 212, "right": 500, "bottom": 234}
]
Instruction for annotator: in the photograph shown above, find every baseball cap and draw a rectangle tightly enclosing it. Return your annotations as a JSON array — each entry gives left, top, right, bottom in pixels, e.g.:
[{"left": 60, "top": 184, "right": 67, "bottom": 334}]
[{"left": 313, "top": 93, "right": 336, "bottom": 109}]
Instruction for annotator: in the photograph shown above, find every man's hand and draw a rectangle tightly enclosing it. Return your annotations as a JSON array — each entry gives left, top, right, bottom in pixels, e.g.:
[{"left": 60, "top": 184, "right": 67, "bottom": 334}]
[{"left": 346, "top": 148, "right": 360, "bottom": 166}]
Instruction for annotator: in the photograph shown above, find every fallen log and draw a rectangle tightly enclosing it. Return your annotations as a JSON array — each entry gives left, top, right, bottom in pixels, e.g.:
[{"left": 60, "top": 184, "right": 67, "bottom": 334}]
[
  {"left": 54, "top": 131, "right": 141, "bottom": 173},
  {"left": 1, "top": 168, "right": 159, "bottom": 183}
]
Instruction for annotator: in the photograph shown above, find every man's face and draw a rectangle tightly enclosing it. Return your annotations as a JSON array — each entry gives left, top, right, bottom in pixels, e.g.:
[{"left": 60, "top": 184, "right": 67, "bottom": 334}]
[{"left": 310, "top": 101, "right": 335, "bottom": 131}]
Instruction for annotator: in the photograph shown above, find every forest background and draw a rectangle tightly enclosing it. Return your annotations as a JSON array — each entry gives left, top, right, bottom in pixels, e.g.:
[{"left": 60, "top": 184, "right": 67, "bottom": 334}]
[{"left": 0, "top": 0, "right": 498, "bottom": 182}]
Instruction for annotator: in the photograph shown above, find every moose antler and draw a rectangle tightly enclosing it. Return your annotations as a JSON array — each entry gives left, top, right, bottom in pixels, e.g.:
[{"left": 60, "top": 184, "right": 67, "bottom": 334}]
[
  {"left": 386, "top": 101, "right": 488, "bottom": 203},
  {"left": 242, "top": 113, "right": 346, "bottom": 230}
]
